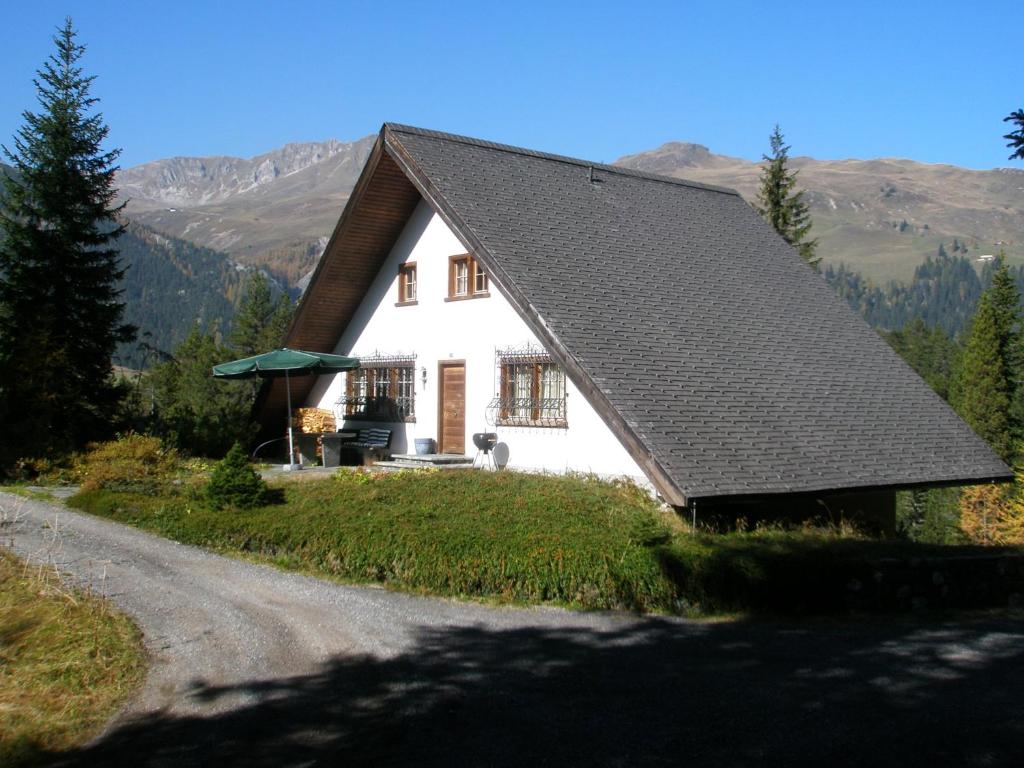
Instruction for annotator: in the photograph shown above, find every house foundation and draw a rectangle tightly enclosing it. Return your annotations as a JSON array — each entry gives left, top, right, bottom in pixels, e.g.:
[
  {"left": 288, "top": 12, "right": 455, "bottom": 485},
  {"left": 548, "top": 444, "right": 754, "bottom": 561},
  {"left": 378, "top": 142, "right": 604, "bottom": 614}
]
[{"left": 693, "top": 489, "right": 897, "bottom": 537}]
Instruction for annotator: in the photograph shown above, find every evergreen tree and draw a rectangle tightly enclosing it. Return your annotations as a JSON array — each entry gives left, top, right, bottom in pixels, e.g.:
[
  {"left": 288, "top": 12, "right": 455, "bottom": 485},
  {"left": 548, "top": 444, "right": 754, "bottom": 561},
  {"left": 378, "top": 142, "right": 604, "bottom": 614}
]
[
  {"left": 206, "top": 441, "right": 267, "bottom": 510},
  {"left": 230, "top": 270, "right": 294, "bottom": 357},
  {"left": 896, "top": 487, "right": 962, "bottom": 543},
  {"left": 755, "top": 125, "right": 820, "bottom": 269},
  {"left": 149, "top": 325, "right": 253, "bottom": 457},
  {"left": 953, "top": 291, "right": 1013, "bottom": 462},
  {"left": 0, "top": 20, "right": 133, "bottom": 463},
  {"left": 267, "top": 293, "right": 295, "bottom": 342},
  {"left": 987, "top": 256, "right": 1021, "bottom": 355},
  {"left": 1005, "top": 108, "right": 1024, "bottom": 161},
  {"left": 987, "top": 255, "right": 1024, "bottom": 453},
  {"left": 883, "top": 318, "right": 959, "bottom": 401}
]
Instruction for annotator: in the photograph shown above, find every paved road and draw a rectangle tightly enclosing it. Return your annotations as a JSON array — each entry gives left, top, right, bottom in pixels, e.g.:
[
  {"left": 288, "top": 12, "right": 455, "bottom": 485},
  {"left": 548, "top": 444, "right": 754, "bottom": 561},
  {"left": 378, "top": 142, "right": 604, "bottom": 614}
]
[{"left": 2, "top": 491, "right": 1023, "bottom": 767}]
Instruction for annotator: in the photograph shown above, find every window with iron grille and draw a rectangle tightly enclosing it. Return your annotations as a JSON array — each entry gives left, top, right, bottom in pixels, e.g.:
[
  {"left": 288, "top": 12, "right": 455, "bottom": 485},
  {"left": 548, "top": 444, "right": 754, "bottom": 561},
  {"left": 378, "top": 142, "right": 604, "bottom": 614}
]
[
  {"left": 492, "top": 352, "right": 567, "bottom": 427},
  {"left": 340, "top": 357, "right": 416, "bottom": 421}
]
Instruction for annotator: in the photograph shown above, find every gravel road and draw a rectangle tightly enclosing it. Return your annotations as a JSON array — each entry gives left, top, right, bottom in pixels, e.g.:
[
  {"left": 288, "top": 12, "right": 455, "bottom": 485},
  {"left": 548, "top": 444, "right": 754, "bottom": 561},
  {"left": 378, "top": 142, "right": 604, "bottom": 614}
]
[{"left": 2, "top": 490, "right": 1023, "bottom": 767}]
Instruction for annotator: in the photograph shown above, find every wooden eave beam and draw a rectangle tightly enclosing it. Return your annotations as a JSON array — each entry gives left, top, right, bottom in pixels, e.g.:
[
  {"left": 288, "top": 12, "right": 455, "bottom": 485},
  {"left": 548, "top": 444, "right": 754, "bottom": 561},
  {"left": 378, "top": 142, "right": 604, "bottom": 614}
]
[{"left": 255, "top": 128, "right": 421, "bottom": 435}]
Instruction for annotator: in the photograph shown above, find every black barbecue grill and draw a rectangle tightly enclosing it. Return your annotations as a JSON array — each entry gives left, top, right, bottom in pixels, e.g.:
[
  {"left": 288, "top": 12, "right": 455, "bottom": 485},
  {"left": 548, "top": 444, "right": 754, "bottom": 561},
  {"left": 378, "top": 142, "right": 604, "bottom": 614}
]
[{"left": 472, "top": 432, "right": 498, "bottom": 469}]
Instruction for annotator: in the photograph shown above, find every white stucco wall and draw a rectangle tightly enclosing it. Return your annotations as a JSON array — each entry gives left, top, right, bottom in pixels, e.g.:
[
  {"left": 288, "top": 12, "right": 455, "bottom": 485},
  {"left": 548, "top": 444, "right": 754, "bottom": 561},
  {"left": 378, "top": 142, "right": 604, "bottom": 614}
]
[{"left": 303, "top": 199, "right": 646, "bottom": 481}]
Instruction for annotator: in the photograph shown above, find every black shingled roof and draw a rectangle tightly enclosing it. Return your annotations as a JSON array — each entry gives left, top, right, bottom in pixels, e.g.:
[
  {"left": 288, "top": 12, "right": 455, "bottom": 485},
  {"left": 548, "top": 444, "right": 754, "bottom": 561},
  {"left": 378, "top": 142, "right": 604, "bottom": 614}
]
[{"left": 372, "top": 125, "right": 1013, "bottom": 502}]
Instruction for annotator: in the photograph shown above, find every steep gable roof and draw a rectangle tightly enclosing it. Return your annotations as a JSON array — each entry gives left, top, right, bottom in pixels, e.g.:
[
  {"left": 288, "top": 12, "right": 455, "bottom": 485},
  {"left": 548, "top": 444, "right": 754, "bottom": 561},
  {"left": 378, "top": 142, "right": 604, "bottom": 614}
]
[{"left": 268, "top": 123, "right": 1011, "bottom": 505}]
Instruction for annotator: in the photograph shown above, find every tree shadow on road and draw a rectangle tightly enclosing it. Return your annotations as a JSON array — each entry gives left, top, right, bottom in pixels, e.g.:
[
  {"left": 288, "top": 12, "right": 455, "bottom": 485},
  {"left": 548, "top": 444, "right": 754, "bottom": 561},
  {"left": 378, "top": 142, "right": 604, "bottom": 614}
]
[{"left": 51, "top": 614, "right": 1024, "bottom": 767}]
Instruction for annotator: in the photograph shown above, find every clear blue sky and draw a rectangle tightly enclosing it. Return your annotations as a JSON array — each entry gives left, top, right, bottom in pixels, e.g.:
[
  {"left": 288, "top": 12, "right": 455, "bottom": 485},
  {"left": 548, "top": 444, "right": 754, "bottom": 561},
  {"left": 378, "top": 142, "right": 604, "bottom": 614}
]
[{"left": 1, "top": 0, "right": 1021, "bottom": 169}]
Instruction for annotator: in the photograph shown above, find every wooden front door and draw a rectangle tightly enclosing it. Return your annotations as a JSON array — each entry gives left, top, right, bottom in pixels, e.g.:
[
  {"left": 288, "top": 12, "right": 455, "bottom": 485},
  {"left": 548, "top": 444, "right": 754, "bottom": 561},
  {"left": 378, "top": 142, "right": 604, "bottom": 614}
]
[{"left": 438, "top": 361, "right": 466, "bottom": 454}]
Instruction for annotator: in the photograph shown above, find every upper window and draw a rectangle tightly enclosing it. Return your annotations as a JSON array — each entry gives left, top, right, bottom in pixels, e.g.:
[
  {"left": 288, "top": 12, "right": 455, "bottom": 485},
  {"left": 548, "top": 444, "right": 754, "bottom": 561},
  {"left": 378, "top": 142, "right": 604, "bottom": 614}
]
[
  {"left": 340, "top": 356, "right": 416, "bottom": 422},
  {"left": 491, "top": 350, "right": 567, "bottom": 427},
  {"left": 447, "top": 255, "right": 489, "bottom": 300},
  {"left": 397, "top": 263, "right": 417, "bottom": 305}
]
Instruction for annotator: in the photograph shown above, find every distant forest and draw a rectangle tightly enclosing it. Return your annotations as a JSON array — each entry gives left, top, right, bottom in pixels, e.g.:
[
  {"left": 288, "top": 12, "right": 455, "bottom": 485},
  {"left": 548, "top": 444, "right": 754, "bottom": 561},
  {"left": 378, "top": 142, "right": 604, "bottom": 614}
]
[
  {"left": 116, "top": 222, "right": 246, "bottom": 369},
  {"left": 824, "top": 243, "right": 1023, "bottom": 338}
]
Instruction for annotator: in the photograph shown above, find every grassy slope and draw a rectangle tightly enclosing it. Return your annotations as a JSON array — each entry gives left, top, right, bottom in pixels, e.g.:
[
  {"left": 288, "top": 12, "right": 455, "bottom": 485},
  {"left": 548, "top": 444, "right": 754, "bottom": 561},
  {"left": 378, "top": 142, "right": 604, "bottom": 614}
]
[
  {"left": 0, "top": 550, "right": 146, "bottom": 767},
  {"left": 73, "top": 471, "right": 680, "bottom": 611},
  {"left": 67, "top": 470, "right": 1022, "bottom": 617}
]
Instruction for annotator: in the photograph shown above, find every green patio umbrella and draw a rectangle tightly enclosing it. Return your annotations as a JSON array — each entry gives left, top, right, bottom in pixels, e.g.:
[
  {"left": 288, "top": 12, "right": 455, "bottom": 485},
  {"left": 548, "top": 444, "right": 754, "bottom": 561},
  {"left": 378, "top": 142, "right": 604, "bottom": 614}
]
[{"left": 213, "top": 348, "right": 359, "bottom": 469}]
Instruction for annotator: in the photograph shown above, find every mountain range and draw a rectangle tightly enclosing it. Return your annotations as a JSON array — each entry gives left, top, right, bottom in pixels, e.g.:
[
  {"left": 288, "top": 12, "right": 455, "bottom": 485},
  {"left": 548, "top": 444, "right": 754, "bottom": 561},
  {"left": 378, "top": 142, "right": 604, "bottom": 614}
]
[
  {"left": 616, "top": 143, "right": 1024, "bottom": 282},
  {"left": 117, "top": 134, "right": 1024, "bottom": 287},
  {"left": 117, "top": 137, "right": 375, "bottom": 287},
  {"left": 5, "top": 134, "right": 1023, "bottom": 364}
]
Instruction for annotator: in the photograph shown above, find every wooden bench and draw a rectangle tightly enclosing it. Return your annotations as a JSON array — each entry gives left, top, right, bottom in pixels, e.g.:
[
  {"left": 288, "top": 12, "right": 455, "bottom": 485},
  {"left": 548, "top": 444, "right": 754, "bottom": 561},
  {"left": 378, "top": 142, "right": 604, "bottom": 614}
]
[{"left": 340, "top": 428, "right": 393, "bottom": 465}]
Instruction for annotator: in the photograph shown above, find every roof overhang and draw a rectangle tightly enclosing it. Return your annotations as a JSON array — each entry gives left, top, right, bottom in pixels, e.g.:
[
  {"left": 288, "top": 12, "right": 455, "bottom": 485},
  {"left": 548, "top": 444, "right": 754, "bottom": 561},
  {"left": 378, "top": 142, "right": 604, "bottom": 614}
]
[{"left": 255, "top": 130, "right": 421, "bottom": 432}]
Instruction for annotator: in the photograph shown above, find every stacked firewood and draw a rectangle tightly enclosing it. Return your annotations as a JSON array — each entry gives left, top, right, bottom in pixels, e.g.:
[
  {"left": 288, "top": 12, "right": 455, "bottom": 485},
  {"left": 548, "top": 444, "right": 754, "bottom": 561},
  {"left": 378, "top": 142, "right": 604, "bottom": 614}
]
[{"left": 293, "top": 407, "right": 336, "bottom": 434}]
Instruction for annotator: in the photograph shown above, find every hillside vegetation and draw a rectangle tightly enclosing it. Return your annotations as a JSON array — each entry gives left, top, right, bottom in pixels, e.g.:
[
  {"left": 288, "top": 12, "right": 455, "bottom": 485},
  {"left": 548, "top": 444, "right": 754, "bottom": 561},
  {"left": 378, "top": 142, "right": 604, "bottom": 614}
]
[
  {"left": 116, "top": 222, "right": 246, "bottom": 366},
  {"left": 824, "top": 243, "right": 1024, "bottom": 337}
]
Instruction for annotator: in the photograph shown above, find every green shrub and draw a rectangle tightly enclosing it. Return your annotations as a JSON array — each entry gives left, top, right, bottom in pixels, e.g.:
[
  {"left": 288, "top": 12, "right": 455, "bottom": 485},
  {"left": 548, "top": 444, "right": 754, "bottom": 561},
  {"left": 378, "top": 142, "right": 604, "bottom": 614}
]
[
  {"left": 77, "top": 434, "right": 181, "bottom": 493},
  {"left": 206, "top": 443, "right": 267, "bottom": 510}
]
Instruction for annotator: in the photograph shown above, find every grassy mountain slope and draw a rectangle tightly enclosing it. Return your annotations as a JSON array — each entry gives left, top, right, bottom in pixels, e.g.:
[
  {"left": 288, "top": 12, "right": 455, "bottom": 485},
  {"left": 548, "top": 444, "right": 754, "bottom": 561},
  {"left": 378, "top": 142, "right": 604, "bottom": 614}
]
[
  {"left": 615, "top": 143, "right": 1024, "bottom": 282},
  {"left": 117, "top": 137, "right": 375, "bottom": 278}
]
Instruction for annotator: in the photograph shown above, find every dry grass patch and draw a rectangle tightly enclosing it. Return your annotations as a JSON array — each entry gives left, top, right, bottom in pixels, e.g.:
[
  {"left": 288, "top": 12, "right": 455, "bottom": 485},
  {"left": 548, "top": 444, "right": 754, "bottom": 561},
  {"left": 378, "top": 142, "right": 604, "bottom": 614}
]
[{"left": 0, "top": 549, "right": 145, "bottom": 767}]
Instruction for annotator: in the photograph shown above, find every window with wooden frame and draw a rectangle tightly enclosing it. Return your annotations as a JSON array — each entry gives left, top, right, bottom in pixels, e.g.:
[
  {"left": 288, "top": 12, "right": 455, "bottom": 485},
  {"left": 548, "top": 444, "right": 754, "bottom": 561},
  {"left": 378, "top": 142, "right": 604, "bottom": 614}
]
[
  {"left": 340, "top": 357, "right": 416, "bottom": 422},
  {"left": 397, "top": 262, "right": 417, "bottom": 305},
  {"left": 446, "top": 254, "right": 489, "bottom": 301},
  {"left": 492, "top": 352, "right": 567, "bottom": 427}
]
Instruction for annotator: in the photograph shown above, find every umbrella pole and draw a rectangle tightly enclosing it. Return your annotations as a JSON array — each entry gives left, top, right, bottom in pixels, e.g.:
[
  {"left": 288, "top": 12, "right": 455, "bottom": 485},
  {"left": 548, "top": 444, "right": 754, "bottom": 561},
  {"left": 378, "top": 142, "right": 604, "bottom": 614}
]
[{"left": 285, "top": 369, "right": 297, "bottom": 470}]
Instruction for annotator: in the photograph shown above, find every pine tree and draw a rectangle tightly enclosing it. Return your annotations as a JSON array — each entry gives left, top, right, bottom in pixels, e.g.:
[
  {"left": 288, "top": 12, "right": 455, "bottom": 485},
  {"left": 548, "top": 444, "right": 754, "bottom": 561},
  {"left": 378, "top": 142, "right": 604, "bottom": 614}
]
[
  {"left": 0, "top": 19, "right": 133, "bottom": 463},
  {"left": 206, "top": 441, "right": 267, "bottom": 510},
  {"left": 230, "top": 270, "right": 294, "bottom": 357},
  {"left": 883, "top": 318, "right": 959, "bottom": 401},
  {"left": 755, "top": 125, "right": 820, "bottom": 269},
  {"left": 1005, "top": 108, "right": 1024, "bottom": 161},
  {"left": 953, "top": 291, "right": 1013, "bottom": 462},
  {"left": 987, "top": 256, "right": 1021, "bottom": 354},
  {"left": 231, "top": 271, "right": 275, "bottom": 357},
  {"left": 149, "top": 325, "right": 254, "bottom": 457}
]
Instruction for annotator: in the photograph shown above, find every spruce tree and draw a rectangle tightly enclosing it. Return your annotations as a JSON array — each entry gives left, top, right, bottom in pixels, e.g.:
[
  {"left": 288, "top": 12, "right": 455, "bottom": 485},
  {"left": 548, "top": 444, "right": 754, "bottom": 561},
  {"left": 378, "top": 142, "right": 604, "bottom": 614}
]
[
  {"left": 988, "top": 256, "right": 1024, "bottom": 453},
  {"left": 0, "top": 19, "right": 133, "bottom": 463},
  {"left": 206, "top": 441, "right": 267, "bottom": 510},
  {"left": 884, "top": 318, "right": 959, "bottom": 401},
  {"left": 230, "top": 270, "right": 294, "bottom": 357},
  {"left": 149, "top": 325, "right": 254, "bottom": 457},
  {"left": 1005, "top": 108, "right": 1024, "bottom": 161},
  {"left": 755, "top": 125, "right": 820, "bottom": 269},
  {"left": 953, "top": 291, "right": 1013, "bottom": 462}
]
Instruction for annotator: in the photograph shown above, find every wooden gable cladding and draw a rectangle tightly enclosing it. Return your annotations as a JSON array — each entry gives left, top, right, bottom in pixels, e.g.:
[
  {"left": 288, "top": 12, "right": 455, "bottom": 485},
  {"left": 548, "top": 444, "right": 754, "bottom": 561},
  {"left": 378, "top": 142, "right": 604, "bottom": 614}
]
[{"left": 256, "top": 136, "right": 422, "bottom": 435}]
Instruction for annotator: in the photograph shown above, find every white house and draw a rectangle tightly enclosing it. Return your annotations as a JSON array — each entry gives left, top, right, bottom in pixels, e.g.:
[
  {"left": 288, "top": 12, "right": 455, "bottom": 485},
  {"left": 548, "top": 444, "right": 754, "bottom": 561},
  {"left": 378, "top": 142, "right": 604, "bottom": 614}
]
[
  {"left": 299, "top": 198, "right": 646, "bottom": 480},
  {"left": 259, "top": 124, "right": 1010, "bottom": 524}
]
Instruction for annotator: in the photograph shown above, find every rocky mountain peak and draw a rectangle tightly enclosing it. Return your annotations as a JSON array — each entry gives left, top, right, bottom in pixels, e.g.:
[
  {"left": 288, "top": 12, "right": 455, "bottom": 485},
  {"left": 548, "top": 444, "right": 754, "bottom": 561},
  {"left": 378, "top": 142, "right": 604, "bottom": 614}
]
[
  {"left": 615, "top": 141, "right": 744, "bottom": 176},
  {"left": 117, "top": 137, "right": 373, "bottom": 208}
]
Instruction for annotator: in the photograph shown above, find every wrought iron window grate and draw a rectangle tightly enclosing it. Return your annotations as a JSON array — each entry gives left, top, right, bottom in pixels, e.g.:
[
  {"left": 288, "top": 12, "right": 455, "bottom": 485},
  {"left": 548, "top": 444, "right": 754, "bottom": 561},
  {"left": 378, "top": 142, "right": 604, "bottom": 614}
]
[{"left": 489, "top": 344, "right": 568, "bottom": 428}]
